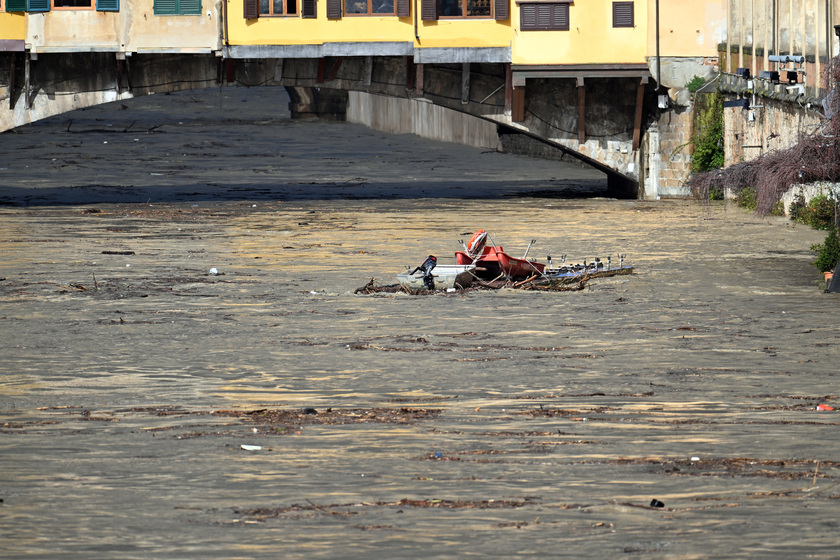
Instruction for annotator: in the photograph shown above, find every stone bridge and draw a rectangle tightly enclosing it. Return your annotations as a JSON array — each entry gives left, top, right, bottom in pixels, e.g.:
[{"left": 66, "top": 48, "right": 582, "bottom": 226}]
[{"left": 0, "top": 51, "right": 669, "bottom": 198}]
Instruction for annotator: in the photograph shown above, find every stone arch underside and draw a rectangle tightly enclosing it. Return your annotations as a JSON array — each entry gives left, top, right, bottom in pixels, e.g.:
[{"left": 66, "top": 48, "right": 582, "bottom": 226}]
[{"left": 0, "top": 52, "right": 654, "bottom": 198}]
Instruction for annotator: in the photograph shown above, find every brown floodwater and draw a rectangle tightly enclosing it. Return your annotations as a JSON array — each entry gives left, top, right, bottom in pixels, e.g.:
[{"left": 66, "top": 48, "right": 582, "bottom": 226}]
[{"left": 1, "top": 88, "right": 839, "bottom": 559}]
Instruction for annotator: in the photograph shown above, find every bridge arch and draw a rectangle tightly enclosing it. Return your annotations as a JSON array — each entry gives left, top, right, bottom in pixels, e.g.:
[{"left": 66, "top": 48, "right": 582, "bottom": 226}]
[{"left": 1, "top": 52, "right": 656, "bottom": 198}]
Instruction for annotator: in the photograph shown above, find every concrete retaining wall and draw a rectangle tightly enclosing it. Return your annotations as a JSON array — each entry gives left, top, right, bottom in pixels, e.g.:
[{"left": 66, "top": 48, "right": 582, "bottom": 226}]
[{"left": 346, "top": 91, "right": 500, "bottom": 150}]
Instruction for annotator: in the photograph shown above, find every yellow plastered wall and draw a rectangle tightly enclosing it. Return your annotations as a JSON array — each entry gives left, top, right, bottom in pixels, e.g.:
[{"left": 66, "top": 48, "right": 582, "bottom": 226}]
[
  {"left": 226, "top": 0, "right": 413, "bottom": 46},
  {"left": 511, "top": 1, "right": 648, "bottom": 65},
  {"left": 650, "top": 0, "right": 723, "bottom": 58},
  {"left": 0, "top": 12, "right": 25, "bottom": 41},
  {"left": 28, "top": 11, "right": 119, "bottom": 48},
  {"left": 26, "top": 1, "right": 220, "bottom": 52},
  {"left": 416, "top": 19, "right": 512, "bottom": 48},
  {"left": 226, "top": 0, "right": 512, "bottom": 48}
]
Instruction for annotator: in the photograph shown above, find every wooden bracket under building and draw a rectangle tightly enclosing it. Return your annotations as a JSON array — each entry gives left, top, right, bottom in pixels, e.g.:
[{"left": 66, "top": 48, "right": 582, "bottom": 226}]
[
  {"left": 317, "top": 57, "right": 344, "bottom": 83},
  {"left": 327, "top": 56, "right": 344, "bottom": 82},
  {"left": 405, "top": 57, "right": 415, "bottom": 91},
  {"left": 632, "top": 76, "right": 648, "bottom": 151},
  {"left": 511, "top": 67, "right": 525, "bottom": 122}
]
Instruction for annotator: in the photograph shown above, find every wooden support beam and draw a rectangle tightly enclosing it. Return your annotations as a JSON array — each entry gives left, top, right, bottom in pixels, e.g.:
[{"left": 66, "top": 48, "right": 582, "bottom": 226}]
[
  {"left": 316, "top": 58, "right": 327, "bottom": 83},
  {"left": 461, "top": 62, "right": 470, "bottom": 104},
  {"left": 512, "top": 86, "right": 525, "bottom": 122},
  {"left": 633, "top": 76, "right": 648, "bottom": 151},
  {"left": 406, "top": 57, "right": 415, "bottom": 91},
  {"left": 576, "top": 76, "right": 585, "bottom": 145},
  {"left": 327, "top": 56, "right": 344, "bottom": 82},
  {"left": 225, "top": 59, "right": 235, "bottom": 83}
]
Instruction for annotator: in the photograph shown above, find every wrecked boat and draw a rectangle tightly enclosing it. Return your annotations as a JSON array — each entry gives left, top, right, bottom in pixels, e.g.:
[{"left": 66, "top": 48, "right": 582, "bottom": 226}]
[
  {"left": 455, "top": 230, "right": 545, "bottom": 280},
  {"left": 396, "top": 263, "right": 477, "bottom": 291}
]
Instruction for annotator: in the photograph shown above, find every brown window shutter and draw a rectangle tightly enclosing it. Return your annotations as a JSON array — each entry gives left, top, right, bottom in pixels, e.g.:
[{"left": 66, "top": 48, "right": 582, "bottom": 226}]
[
  {"left": 520, "top": 2, "right": 568, "bottom": 30},
  {"left": 327, "top": 0, "right": 341, "bottom": 18},
  {"left": 494, "top": 0, "right": 508, "bottom": 20},
  {"left": 397, "top": 0, "right": 409, "bottom": 17},
  {"left": 243, "top": 0, "right": 259, "bottom": 18},
  {"left": 302, "top": 0, "right": 317, "bottom": 18},
  {"left": 520, "top": 4, "right": 536, "bottom": 29},
  {"left": 612, "top": 1, "right": 633, "bottom": 27},
  {"left": 554, "top": 2, "right": 568, "bottom": 29},
  {"left": 421, "top": 0, "right": 436, "bottom": 20}
]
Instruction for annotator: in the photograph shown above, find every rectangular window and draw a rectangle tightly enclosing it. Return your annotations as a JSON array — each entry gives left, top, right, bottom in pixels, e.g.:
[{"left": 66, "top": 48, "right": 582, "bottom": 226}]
[
  {"left": 438, "top": 0, "right": 492, "bottom": 18},
  {"left": 53, "top": 0, "right": 91, "bottom": 7},
  {"left": 259, "top": 0, "right": 296, "bottom": 15},
  {"left": 519, "top": 1, "right": 568, "bottom": 30},
  {"left": 154, "top": 0, "right": 200, "bottom": 15},
  {"left": 345, "top": 0, "right": 394, "bottom": 15},
  {"left": 612, "top": 1, "right": 632, "bottom": 27}
]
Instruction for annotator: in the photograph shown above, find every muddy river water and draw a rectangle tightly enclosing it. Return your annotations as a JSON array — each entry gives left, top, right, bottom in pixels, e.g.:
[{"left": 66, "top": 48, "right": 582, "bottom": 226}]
[{"left": 1, "top": 88, "right": 839, "bottom": 559}]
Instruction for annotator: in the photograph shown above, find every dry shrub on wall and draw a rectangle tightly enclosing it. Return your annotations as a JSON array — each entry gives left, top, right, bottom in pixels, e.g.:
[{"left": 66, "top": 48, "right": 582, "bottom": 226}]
[{"left": 688, "top": 55, "right": 840, "bottom": 215}]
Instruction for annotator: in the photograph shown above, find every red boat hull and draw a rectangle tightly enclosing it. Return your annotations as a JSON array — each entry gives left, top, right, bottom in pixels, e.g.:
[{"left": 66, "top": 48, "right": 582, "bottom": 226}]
[{"left": 456, "top": 245, "right": 545, "bottom": 279}]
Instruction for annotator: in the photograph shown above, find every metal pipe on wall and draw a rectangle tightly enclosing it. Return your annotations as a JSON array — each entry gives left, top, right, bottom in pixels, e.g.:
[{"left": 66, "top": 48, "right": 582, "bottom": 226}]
[{"left": 655, "top": 0, "right": 660, "bottom": 91}]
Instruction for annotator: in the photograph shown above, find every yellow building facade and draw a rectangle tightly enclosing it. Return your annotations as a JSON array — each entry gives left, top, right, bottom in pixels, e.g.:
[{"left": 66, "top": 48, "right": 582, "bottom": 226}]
[{"left": 0, "top": 0, "right": 730, "bottom": 69}]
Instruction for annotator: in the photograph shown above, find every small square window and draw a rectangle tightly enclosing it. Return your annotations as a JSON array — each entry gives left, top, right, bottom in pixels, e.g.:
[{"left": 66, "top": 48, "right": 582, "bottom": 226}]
[
  {"left": 612, "top": 1, "right": 633, "bottom": 28},
  {"left": 54, "top": 0, "right": 92, "bottom": 7}
]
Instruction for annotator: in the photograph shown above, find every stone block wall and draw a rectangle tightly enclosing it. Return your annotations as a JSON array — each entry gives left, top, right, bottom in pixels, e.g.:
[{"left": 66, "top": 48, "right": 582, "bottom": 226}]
[{"left": 654, "top": 109, "right": 694, "bottom": 197}]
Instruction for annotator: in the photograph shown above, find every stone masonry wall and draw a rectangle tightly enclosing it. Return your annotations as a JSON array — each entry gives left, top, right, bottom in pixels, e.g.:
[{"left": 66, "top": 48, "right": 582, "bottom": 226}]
[{"left": 653, "top": 109, "right": 694, "bottom": 197}]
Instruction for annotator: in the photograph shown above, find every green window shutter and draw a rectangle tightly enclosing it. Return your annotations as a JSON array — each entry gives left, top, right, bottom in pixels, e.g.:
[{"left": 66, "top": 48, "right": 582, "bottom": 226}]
[
  {"left": 179, "top": 0, "right": 201, "bottom": 14},
  {"left": 155, "top": 0, "right": 199, "bottom": 14},
  {"left": 27, "top": 0, "right": 51, "bottom": 11},
  {"left": 6, "top": 0, "right": 26, "bottom": 11},
  {"left": 154, "top": 0, "right": 178, "bottom": 14},
  {"left": 97, "top": 0, "right": 119, "bottom": 11}
]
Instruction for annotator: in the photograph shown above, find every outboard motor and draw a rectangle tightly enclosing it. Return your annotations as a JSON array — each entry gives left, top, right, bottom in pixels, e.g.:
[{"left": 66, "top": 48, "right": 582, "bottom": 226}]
[{"left": 410, "top": 255, "right": 437, "bottom": 290}]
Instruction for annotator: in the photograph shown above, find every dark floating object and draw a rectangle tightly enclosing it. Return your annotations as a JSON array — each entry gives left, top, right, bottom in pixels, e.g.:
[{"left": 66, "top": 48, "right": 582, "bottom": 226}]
[
  {"left": 101, "top": 250, "right": 135, "bottom": 255},
  {"left": 649, "top": 499, "right": 665, "bottom": 508},
  {"left": 302, "top": 407, "right": 318, "bottom": 415}
]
